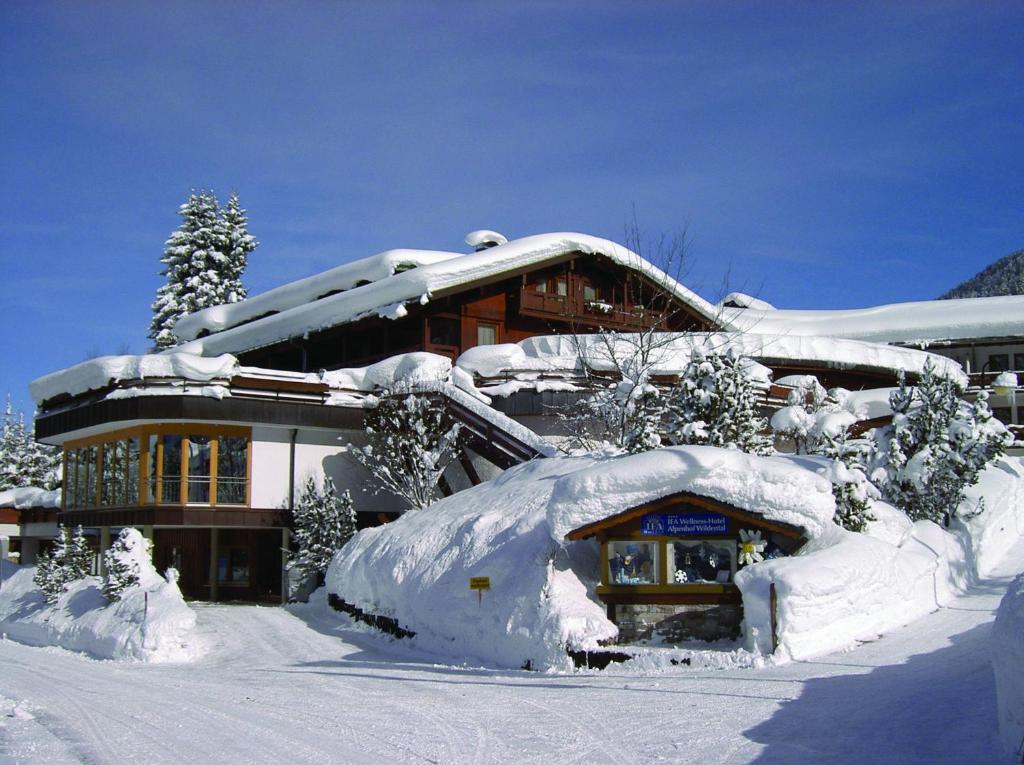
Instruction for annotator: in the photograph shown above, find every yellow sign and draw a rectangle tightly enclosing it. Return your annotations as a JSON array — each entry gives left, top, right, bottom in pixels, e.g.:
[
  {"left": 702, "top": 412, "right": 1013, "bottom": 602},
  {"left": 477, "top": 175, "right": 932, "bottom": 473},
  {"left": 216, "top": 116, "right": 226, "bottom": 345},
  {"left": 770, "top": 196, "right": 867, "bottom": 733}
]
[{"left": 469, "top": 576, "right": 491, "bottom": 590}]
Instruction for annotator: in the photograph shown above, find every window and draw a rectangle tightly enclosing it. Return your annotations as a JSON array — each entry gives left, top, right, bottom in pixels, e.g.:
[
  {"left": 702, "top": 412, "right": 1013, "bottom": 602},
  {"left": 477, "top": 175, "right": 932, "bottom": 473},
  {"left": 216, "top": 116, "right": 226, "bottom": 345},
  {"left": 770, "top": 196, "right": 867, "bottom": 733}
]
[
  {"left": 990, "top": 354, "right": 1010, "bottom": 372},
  {"left": 217, "top": 436, "right": 248, "bottom": 505},
  {"left": 583, "top": 284, "right": 599, "bottom": 302},
  {"left": 218, "top": 547, "right": 250, "bottom": 586},
  {"left": 64, "top": 427, "right": 249, "bottom": 510},
  {"left": 669, "top": 540, "right": 734, "bottom": 584},
  {"left": 476, "top": 322, "right": 498, "bottom": 346},
  {"left": 188, "top": 435, "right": 212, "bottom": 503},
  {"left": 534, "top": 278, "right": 549, "bottom": 293},
  {"left": 556, "top": 279, "right": 568, "bottom": 297},
  {"left": 607, "top": 541, "right": 659, "bottom": 584},
  {"left": 1014, "top": 353, "right": 1024, "bottom": 372},
  {"left": 429, "top": 317, "right": 460, "bottom": 347}
]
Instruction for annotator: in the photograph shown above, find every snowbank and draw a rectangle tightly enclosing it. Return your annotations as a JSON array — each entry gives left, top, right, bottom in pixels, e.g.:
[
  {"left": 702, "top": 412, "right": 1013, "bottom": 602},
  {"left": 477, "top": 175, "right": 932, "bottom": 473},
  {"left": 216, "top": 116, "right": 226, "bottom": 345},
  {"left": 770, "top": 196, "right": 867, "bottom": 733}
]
[
  {"left": 30, "top": 353, "right": 238, "bottom": 407},
  {"left": 992, "top": 573, "right": 1024, "bottom": 759},
  {"left": 327, "top": 446, "right": 835, "bottom": 671},
  {"left": 0, "top": 486, "right": 61, "bottom": 509},
  {"left": 0, "top": 567, "right": 201, "bottom": 662},
  {"left": 958, "top": 457, "right": 1024, "bottom": 576},
  {"left": 328, "top": 447, "right": 1023, "bottom": 670}
]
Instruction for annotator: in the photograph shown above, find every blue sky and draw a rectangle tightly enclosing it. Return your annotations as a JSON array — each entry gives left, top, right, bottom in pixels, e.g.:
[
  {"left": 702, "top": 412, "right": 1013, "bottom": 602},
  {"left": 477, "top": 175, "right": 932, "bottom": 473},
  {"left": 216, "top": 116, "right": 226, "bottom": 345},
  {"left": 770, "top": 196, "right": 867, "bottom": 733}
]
[{"left": 2, "top": 1, "right": 1022, "bottom": 415}]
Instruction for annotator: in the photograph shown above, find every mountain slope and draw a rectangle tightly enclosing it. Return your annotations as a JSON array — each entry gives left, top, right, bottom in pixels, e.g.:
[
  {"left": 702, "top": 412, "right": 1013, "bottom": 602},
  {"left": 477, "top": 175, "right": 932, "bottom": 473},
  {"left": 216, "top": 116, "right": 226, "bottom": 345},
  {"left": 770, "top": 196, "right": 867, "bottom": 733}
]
[{"left": 940, "top": 249, "right": 1024, "bottom": 299}]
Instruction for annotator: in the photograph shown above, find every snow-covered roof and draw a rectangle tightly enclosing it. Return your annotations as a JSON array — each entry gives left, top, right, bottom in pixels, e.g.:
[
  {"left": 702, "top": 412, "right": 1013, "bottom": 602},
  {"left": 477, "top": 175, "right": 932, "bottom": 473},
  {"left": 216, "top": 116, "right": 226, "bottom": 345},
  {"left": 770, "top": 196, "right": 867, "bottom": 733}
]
[
  {"left": 30, "top": 353, "right": 238, "bottom": 407},
  {"left": 173, "top": 233, "right": 724, "bottom": 357},
  {"left": 723, "top": 295, "right": 1024, "bottom": 345},
  {"left": 455, "top": 332, "right": 968, "bottom": 386},
  {"left": 0, "top": 486, "right": 61, "bottom": 509},
  {"left": 172, "top": 249, "right": 462, "bottom": 341}
]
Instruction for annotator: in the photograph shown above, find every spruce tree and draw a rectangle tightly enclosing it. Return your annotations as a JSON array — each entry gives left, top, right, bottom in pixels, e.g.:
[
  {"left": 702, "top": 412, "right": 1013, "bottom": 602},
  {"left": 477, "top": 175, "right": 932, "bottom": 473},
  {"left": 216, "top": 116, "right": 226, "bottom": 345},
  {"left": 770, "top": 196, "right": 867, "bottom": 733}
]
[
  {"left": 666, "top": 347, "right": 772, "bottom": 455},
  {"left": 290, "top": 476, "right": 357, "bottom": 580},
  {"left": 33, "top": 525, "right": 92, "bottom": 603},
  {"left": 0, "top": 397, "right": 60, "bottom": 491},
  {"left": 351, "top": 392, "right": 462, "bottom": 510},
  {"left": 216, "top": 192, "right": 258, "bottom": 304},
  {"left": 870, "top": 362, "right": 1012, "bottom": 525},
  {"left": 149, "top": 190, "right": 258, "bottom": 350},
  {"left": 102, "top": 528, "right": 153, "bottom": 601}
]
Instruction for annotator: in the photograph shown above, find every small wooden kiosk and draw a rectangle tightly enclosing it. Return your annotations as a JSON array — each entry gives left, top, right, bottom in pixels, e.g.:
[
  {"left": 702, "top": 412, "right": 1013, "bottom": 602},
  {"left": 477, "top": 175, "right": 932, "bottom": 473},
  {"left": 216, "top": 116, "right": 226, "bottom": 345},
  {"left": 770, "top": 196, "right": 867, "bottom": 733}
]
[{"left": 566, "top": 491, "right": 807, "bottom": 644}]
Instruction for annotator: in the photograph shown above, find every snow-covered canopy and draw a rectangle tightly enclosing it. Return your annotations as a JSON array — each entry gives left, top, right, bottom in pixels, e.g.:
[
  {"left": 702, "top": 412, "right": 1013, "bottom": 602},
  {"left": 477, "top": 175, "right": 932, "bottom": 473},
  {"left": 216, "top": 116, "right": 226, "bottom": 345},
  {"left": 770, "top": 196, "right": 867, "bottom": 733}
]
[
  {"left": 722, "top": 294, "right": 1024, "bottom": 345},
  {"left": 455, "top": 332, "right": 967, "bottom": 386},
  {"left": 30, "top": 353, "right": 239, "bottom": 407},
  {"left": 173, "top": 233, "right": 724, "bottom": 357},
  {"left": 327, "top": 446, "right": 835, "bottom": 670}
]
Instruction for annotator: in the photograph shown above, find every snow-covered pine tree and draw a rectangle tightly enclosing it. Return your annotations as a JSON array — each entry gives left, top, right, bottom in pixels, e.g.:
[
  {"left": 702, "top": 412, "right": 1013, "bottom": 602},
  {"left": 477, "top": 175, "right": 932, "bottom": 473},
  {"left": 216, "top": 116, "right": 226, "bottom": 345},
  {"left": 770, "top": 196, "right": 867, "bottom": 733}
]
[
  {"left": 870, "top": 362, "right": 1012, "bottom": 525},
  {"left": 0, "top": 397, "right": 61, "bottom": 491},
  {"left": 149, "top": 191, "right": 257, "bottom": 350},
  {"left": 215, "top": 192, "right": 258, "bottom": 304},
  {"left": 666, "top": 347, "right": 772, "bottom": 455},
  {"left": 818, "top": 431, "right": 878, "bottom": 532},
  {"left": 102, "top": 527, "right": 154, "bottom": 601},
  {"left": 33, "top": 525, "right": 92, "bottom": 603},
  {"left": 350, "top": 392, "right": 462, "bottom": 510},
  {"left": 289, "top": 475, "right": 357, "bottom": 581}
]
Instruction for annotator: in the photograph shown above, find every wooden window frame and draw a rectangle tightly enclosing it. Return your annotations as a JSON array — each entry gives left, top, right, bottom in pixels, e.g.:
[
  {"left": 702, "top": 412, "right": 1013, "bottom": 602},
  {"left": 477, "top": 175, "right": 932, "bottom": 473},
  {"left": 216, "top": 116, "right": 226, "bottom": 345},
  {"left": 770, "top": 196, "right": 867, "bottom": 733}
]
[{"left": 64, "top": 424, "right": 251, "bottom": 510}]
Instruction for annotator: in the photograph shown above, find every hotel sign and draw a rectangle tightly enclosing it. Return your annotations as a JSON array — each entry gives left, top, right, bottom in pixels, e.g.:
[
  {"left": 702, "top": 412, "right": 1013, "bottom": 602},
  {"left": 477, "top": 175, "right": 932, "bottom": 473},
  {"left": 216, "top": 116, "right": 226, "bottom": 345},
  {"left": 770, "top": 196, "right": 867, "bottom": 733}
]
[{"left": 640, "top": 512, "right": 729, "bottom": 536}]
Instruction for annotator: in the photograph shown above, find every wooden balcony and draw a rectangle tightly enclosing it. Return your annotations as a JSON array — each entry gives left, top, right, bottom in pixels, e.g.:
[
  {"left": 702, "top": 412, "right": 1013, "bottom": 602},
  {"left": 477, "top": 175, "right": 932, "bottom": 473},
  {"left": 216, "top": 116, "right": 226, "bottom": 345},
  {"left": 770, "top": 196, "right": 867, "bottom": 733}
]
[{"left": 519, "top": 288, "right": 668, "bottom": 331}]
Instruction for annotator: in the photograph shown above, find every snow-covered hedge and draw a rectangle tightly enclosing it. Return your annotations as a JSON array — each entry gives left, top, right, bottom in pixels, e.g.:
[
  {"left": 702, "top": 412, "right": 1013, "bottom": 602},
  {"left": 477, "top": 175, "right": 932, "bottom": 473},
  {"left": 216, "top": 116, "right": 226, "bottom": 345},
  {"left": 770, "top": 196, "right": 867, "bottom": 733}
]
[
  {"left": 992, "top": 573, "right": 1024, "bottom": 759},
  {"left": 327, "top": 447, "right": 1024, "bottom": 671},
  {"left": 0, "top": 565, "right": 201, "bottom": 662}
]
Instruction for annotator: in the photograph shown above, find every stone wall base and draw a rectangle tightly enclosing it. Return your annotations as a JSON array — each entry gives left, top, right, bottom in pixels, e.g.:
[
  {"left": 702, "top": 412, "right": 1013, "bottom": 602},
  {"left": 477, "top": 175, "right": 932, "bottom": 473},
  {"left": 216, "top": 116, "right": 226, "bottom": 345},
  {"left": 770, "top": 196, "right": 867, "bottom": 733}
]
[{"left": 615, "top": 603, "right": 742, "bottom": 644}]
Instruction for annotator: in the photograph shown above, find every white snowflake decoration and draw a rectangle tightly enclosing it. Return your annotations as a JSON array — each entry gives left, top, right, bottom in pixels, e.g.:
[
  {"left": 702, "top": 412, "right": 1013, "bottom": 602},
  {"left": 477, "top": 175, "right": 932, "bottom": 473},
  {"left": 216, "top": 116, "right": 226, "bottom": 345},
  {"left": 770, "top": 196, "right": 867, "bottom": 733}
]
[
  {"left": 738, "top": 529, "right": 766, "bottom": 566},
  {"left": 674, "top": 569, "right": 689, "bottom": 583}
]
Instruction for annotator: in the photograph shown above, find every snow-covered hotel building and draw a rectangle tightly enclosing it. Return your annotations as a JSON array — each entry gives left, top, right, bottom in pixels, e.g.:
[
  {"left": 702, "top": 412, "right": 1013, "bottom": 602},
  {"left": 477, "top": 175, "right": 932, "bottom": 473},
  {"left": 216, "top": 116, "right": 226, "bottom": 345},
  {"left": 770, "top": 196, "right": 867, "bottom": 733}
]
[{"left": 20, "top": 231, "right": 1024, "bottom": 603}]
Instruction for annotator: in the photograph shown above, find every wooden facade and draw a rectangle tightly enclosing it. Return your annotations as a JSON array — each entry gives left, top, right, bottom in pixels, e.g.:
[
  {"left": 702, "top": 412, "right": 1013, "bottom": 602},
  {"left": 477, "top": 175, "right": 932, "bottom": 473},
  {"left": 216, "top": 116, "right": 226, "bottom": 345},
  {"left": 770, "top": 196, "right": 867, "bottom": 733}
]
[{"left": 238, "top": 254, "right": 716, "bottom": 372}]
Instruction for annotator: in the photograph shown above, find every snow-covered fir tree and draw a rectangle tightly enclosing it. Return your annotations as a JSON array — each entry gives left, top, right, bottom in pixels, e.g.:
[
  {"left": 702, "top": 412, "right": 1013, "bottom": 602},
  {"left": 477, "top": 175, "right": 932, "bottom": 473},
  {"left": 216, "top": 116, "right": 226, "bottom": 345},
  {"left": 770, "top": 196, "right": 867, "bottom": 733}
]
[
  {"left": 289, "top": 476, "right": 357, "bottom": 581},
  {"left": 666, "top": 347, "right": 772, "bottom": 455},
  {"left": 149, "top": 190, "right": 257, "bottom": 350},
  {"left": 351, "top": 392, "right": 462, "bottom": 510},
  {"left": 870, "top": 362, "right": 1012, "bottom": 525},
  {"left": 33, "top": 525, "right": 93, "bottom": 604},
  {"left": 819, "top": 431, "right": 878, "bottom": 532},
  {"left": 0, "top": 396, "right": 61, "bottom": 491},
  {"left": 102, "top": 527, "right": 153, "bottom": 601},
  {"left": 215, "top": 192, "right": 258, "bottom": 304}
]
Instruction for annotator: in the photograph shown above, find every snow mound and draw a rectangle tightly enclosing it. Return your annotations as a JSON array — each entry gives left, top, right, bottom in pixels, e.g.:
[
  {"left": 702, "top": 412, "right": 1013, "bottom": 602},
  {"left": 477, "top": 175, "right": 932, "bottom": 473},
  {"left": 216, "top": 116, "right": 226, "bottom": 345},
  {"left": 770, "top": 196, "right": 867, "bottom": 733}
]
[
  {"left": 992, "top": 573, "right": 1024, "bottom": 759},
  {"left": 0, "top": 486, "right": 61, "bottom": 509},
  {"left": 327, "top": 446, "right": 835, "bottom": 671},
  {"left": 718, "top": 291, "right": 776, "bottom": 311},
  {"left": 0, "top": 566, "right": 202, "bottom": 662},
  {"left": 958, "top": 457, "right": 1024, "bottom": 576},
  {"left": 30, "top": 352, "right": 238, "bottom": 406}
]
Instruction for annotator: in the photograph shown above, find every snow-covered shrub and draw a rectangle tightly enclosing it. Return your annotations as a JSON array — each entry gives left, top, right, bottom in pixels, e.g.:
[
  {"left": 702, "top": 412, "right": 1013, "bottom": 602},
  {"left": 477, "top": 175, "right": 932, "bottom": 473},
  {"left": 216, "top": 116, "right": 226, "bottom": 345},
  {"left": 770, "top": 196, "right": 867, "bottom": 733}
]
[
  {"left": 819, "top": 432, "right": 878, "bottom": 532},
  {"left": 770, "top": 377, "right": 855, "bottom": 455},
  {"left": 870, "top": 362, "right": 1011, "bottom": 525},
  {"left": 564, "top": 373, "right": 664, "bottom": 454},
  {"left": 102, "top": 528, "right": 153, "bottom": 601},
  {"left": 351, "top": 391, "right": 461, "bottom": 510},
  {"left": 666, "top": 347, "right": 771, "bottom": 455},
  {"left": 289, "top": 475, "right": 357, "bottom": 581},
  {"left": 33, "top": 525, "right": 92, "bottom": 603}
]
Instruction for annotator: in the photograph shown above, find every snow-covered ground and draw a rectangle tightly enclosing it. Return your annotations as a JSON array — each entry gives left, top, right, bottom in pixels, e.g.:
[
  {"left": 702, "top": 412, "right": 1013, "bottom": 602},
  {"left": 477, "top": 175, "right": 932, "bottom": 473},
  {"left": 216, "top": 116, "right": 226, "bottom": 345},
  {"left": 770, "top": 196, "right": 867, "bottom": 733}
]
[{"left": 1, "top": 536, "right": 1022, "bottom": 764}]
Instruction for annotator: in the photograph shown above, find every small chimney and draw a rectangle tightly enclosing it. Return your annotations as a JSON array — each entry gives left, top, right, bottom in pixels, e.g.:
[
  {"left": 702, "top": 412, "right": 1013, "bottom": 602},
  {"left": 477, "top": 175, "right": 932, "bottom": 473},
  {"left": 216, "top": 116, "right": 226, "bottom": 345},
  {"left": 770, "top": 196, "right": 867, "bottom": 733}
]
[{"left": 465, "top": 230, "right": 508, "bottom": 252}]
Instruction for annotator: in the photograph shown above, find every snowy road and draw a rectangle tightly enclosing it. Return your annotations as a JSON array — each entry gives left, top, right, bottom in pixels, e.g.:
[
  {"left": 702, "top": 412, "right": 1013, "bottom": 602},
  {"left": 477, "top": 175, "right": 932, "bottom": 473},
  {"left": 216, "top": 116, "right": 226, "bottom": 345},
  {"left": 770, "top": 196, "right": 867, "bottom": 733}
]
[{"left": 3, "top": 540, "right": 1022, "bottom": 765}]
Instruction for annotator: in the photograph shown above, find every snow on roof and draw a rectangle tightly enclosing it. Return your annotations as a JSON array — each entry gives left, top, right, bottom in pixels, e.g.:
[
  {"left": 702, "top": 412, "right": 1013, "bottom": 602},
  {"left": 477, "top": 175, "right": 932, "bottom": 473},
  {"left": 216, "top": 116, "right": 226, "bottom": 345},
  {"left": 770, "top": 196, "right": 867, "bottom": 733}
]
[
  {"left": 723, "top": 294, "right": 1024, "bottom": 345},
  {"left": 546, "top": 446, "right": 836, "bottom": 540},
  {"left": 455, "top": 332, "right": 967, "bottom": 386},
  {"left": 0, "top": 486, "right": 61, "bottom": 509},
  {"left": 718, "top": 291, "right": 776, "bottom": 311},
  {"left": 174, "top": 233, "right": 724, "bottom": 357},
  {"left": 30, "top": 353, "right": 239, "bottom": 407},
  {"left": 172, "top": 249, "right": 462, "bottom": 341}
]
